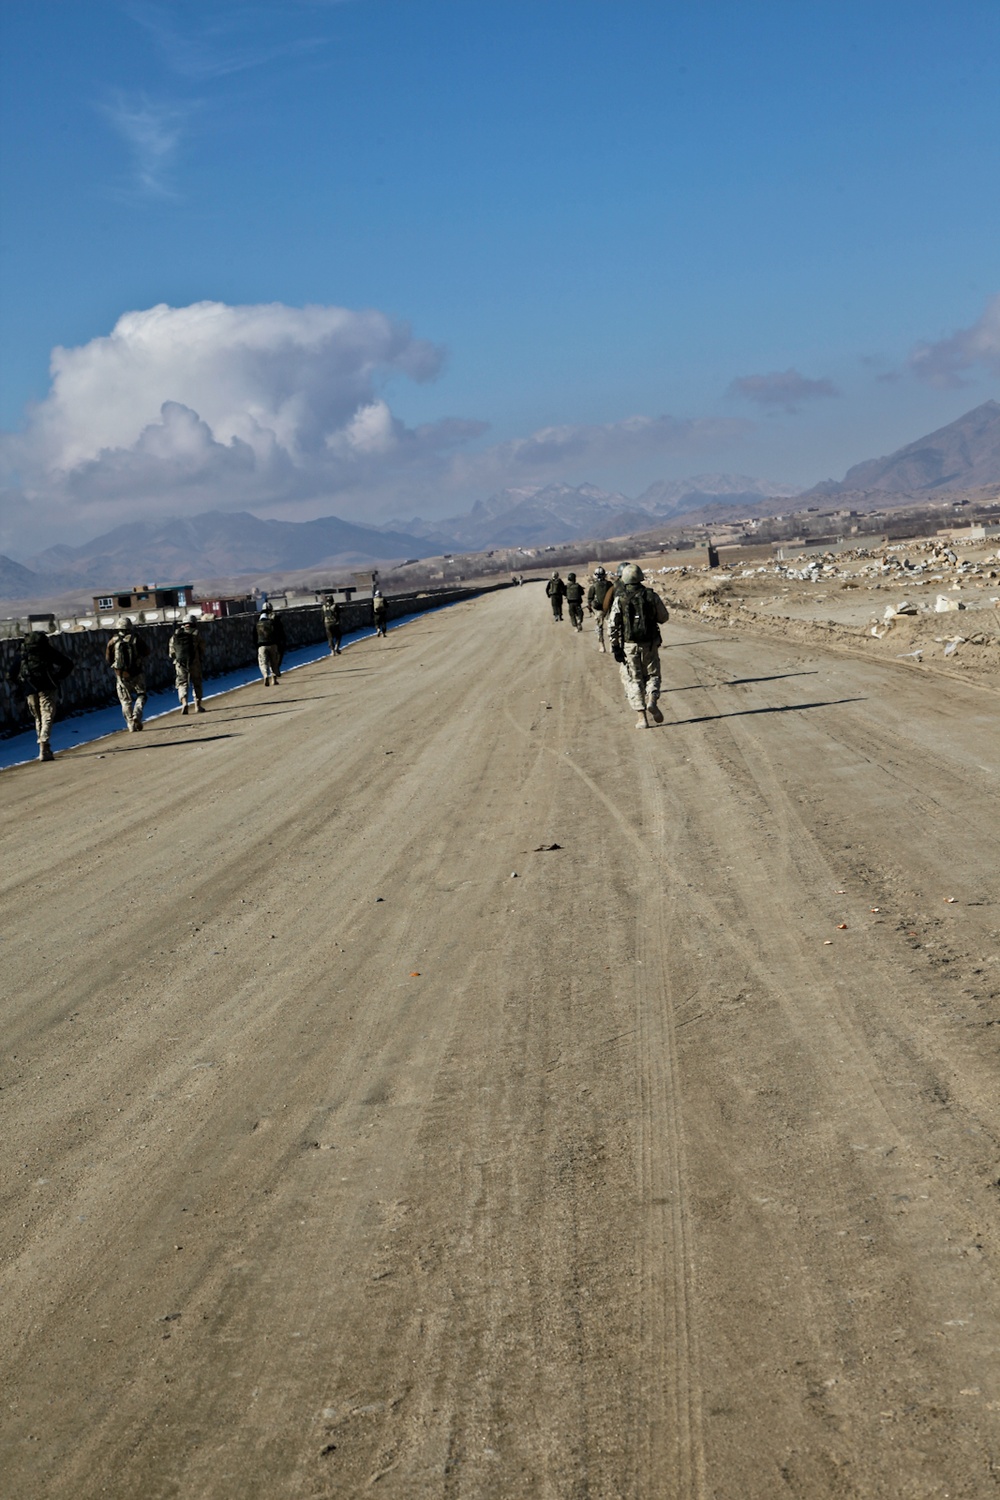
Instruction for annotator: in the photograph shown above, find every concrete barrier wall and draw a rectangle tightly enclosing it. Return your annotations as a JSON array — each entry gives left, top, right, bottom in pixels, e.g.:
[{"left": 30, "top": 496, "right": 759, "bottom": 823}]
[{"left": 1, "top": 585, "right": 499, "bottom": 737}]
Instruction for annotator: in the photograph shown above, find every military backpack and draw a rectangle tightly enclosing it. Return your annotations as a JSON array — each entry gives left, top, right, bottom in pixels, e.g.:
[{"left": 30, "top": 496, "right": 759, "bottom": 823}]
[
  {"left": 257, "top": 615, "right": 277, "bottom": 646},
  {"left": 17, "top": 633, "right": 71, "bottom": 692},
  {"left": 171, "top": 627, "right": 196, "bottom": 666},
  {"left": 618, "top": 583, "right": 660, "bottom": 645},
  {"left": 110, "top": 631, "right": 147, "bottom": 676}
]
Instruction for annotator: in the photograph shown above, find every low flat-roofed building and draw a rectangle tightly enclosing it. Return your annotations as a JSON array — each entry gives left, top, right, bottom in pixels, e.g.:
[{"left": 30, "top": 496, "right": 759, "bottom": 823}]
[
  {"left": 199, "top": 595, "right": 256, "bottom": 618},
  {"left": 92, "top": 583, "right": 195, "bottom": 614}
]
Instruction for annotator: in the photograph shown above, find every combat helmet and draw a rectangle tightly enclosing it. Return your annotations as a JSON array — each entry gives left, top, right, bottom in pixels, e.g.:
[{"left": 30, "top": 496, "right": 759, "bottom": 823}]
[{"left": 620, "top": 563, "right": 644, "bottom": 585}]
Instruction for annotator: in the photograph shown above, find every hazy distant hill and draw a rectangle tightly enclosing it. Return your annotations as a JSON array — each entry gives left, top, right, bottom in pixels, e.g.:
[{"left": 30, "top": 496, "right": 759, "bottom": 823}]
[
  {"left": 636, "top": 473, "right": 797, "bottom": 516},
  {"left": 439, "top": 483, "right": 653, "bottom": 550},
  {"left": 0, "top": 554, "right": 46, "bottom": 600},
  {"left": 806, "top": 400, "right": 1000, "bottom": 497},
  {"left": 5, "top": 467, "right": 828, "bottom": 602},
  {"left": 25, "top": 511, "right": 442, "bottom": 590}
]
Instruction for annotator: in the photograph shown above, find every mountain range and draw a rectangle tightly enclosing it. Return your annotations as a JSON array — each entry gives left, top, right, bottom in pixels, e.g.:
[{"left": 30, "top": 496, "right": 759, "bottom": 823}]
[
  {"left": 3, "top": 402, "right": 997, "bottom": 600},
  {"left": 805, "top": 399, "right": 1000, "bottom": 497}
]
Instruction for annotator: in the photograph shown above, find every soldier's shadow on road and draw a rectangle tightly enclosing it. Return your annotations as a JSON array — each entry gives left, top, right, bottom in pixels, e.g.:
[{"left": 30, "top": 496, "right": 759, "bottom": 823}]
[
  {"left": 724, "top": 670, "right": 820, "bottom": 687},
  {"left": 665, "top": 697, "right": 865, "bottom": 726},
  {"left": 78, "top": 734, "right": 241, "bottom": 754},
  {"left": 665, "top": 670, "right": 820, "bottom": 692},
  {"left": 199, "top": 709, "right": 301, "bottom": 723}
]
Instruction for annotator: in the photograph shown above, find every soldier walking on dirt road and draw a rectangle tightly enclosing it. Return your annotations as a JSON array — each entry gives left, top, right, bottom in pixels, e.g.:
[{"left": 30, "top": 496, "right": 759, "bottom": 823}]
[
  {"left": 106, "top": 618, "right": 151, "bottom": 732},
  {"left": 587, "top": 566, "right": 610, "bottom": 652},
  {"left": 546, "top": 571, "right": 566, "bottom": 622},
  {"left": 256, "top": 602, "right": 285, "bottom": 685},
  {"left": 565, "top": 573, "right": 585, "bottom": 631},
  {"left": 169, "top": 616, "right": 206, "bottom": 714},
  {"left": 322, "top": 597, "right": 343, "bottom": 655},
  {"left": 373, "top": 589, "right": 388, "bottom": 638},
  {"left": 608, "top": 564, "right": 670, "bottom": 729},
  {"left": 8, "top": 628, "right": 74, "bottom": 761}
]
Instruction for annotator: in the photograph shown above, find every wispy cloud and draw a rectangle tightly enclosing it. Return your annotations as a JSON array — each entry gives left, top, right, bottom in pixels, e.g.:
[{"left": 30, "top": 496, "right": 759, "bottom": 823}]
[
  {"left": 908, "top": 294, "right": 1000, "bottom": 388},
  {"left": 102, "top": 93, "right": 189, "bottom": 195},
  {"left": 127, "top": 1, "right": 333, "bottom": 82},
  {"left": 727, "top": 368, "right": 839, "bottom": 414}
]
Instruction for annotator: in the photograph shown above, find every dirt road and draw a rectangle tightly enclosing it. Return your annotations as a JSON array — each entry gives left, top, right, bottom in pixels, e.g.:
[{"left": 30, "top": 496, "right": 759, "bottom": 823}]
[{"left": 2, "top": 587, "right": 999, "bottom": 1499}]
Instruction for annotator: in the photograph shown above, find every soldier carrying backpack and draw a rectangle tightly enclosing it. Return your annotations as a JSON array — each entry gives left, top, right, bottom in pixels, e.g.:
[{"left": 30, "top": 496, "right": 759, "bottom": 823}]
[
  {"left": 8, "top": 628, "right": 74, "bottom": 762},
  {"left": 545, "top": 571, "right": 566, "bottom": 622},
  {"left": 607, "top": 564, "right": 670, "bottom": 729},
  {"left": 256, "top": 601, "right": 286, "bottom": 685},
  {"left": 587, "top": 566, "right": 610, "bottom": 652},
  {"left": 169, "top": 616, "right": 206, "bottom": 715},
  {"left": 105, "top": 618, "right": 151, "bottom": 732},
  {"left": 565, "top": 573, "right": 585, "bottom": 632},
  {"left": 321, "top": 597, "right": 342, "bottom": 656}
]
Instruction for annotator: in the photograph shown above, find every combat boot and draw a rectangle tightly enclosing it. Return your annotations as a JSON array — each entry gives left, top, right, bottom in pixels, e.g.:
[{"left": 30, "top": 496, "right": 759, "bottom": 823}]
[
  {"left": 647, "top": 700, "right": 664, "bottom": 724},
  {"left": 39, "top": 741, "right": 54, "bottom": 762},
  {"left": 196, "top": 701, "right": 206, "bottom": 713},
  {"left": 181, "top": 703, "right": 189, "bottom": 715}
]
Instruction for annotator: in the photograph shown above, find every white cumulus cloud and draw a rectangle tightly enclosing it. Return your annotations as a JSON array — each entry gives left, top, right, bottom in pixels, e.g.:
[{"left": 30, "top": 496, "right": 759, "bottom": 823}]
[{"left": 1, "top": 298, "right": 755, "bottom": 552}]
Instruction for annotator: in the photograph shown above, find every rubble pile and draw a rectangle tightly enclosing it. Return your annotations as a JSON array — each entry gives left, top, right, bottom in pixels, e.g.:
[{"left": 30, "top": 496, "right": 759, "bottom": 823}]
[{"left": 645, "top": 537, "right": 1000, "bottom": 678}]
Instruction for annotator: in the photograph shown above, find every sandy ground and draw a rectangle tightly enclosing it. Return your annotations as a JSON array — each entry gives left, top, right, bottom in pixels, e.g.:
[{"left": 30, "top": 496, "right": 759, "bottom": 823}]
[{"left": 2, "top": 586, "right": 999, "bottom": 1499}]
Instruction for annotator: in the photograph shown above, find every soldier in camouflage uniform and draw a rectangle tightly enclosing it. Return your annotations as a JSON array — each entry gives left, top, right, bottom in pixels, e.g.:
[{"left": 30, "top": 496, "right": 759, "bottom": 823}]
[
  {"left": 608, "top": 564, "right": 670, "bottom": 729},
  {"left": 8, "top": 628, "right": 74, "bottom": 761},
  {"left": 372, "top": 589, "right": 388, "bottom": 638},
  {"left": 169, "top": 616, "right": 206, "bottom": 714},
  {"left": 105, "top": 618, "right": 151, "bottom": 731},
  {"left": 565, "top": 573, "right": 585, "bottom": 631},
  {"left": 322, "top": 596, "right": 342, "bottom": 655},
  {"left": 256, "top": 602, "right": 285, "bottom": 684},
  {"left": 545, "top": 571, "right": 566, "bottom": 621},
  {"left": 587, "top": 566, "right": 610, "bottom": 652}
]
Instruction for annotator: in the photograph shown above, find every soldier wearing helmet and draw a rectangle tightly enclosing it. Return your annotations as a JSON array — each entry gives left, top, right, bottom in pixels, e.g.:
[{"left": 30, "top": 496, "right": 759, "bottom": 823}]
[
  {"left": 587, "top": 566, "right": 611, "bottom": 652},
  {"left": 169, "top": 614, "right": 206, "bottom": 715},
  {"left": 607, "top": 563, "right": 670, "bottom": 729},
  {"left": 564, "top": 572, "right": 585, "bottom": 632},
  {"left": 545, "top": 570, "right": 567, "bottom": 622},
  {"left": 255, "top": 600, "right": 286, "bottom": 685},
  {"left": 105, "top": 616, "right": 151, "bottom": 731}
]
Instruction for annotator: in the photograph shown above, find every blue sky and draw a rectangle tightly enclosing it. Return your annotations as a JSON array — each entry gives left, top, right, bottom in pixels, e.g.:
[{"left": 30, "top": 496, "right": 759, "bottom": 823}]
[{"left": 1, "top": 0, "right": 998, "bottom": 553}]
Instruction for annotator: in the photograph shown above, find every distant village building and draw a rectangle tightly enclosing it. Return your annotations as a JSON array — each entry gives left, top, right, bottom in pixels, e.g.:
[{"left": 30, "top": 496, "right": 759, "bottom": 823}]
[
  {"left": 199, "top": 594, "right": 257, "bottom": 618},
  {"left": 92, "top": 583, "right": 195, "bottom": 615}
]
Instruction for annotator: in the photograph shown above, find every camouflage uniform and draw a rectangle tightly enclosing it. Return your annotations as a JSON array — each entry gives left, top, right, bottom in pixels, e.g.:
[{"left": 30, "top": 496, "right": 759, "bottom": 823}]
[
  {"left": 322, "top": 599, "right": 342, "bottom": 654},
  {"left": 27, "top": 688, "right": 58, "bottom": 748},
  {"left": 565, "top": 575, "right": 585, "bottom": 631},
  {"left": 169, "top": 620, "right": 205, "bottom": 712},
  {"left": 106, "top": 624, "right": 150, "bottom": 730},
  {"left": 587, "top": 572, "right": 610, "bottom": 651},
  {"left": 373, "top": 592, "right": 388, "bottom": 637},
  {"left": 256, "top": 606, "right": 285, "bottom": 683},
  {"left": 545, "top": 573, "right": 566, "bottom": 620},
  {"left": 9, "top": 630, "right": 73, "bottom": 759},
  {"left": 607, "top": 570, "right": 669, "bottom": 727}
]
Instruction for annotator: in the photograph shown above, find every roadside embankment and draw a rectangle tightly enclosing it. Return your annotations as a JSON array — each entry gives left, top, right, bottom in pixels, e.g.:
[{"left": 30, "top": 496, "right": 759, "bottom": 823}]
[{"left": 647, "top": 558, "right": 1000, "bottom": 688}]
